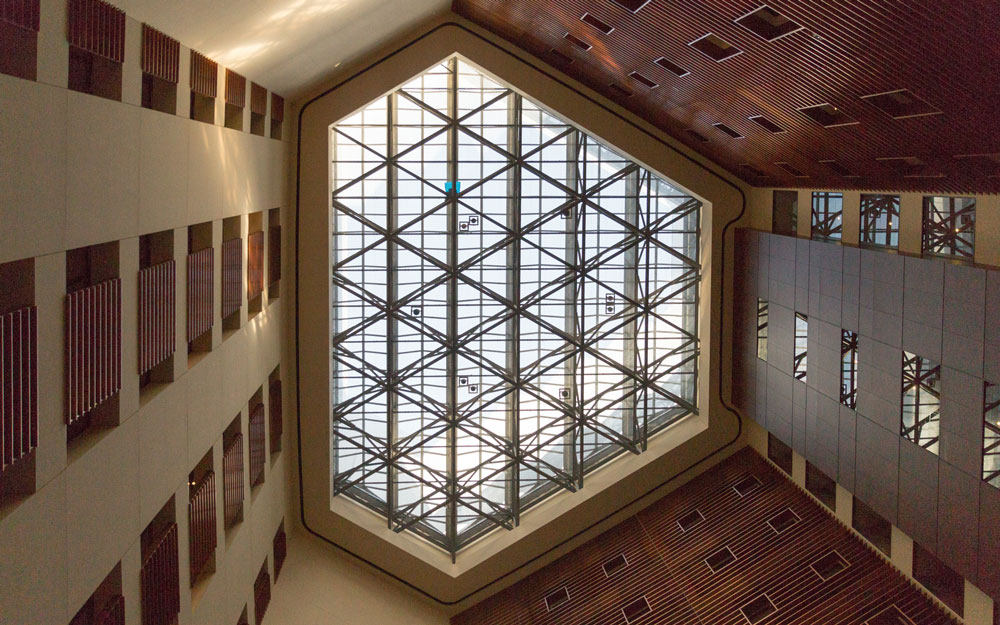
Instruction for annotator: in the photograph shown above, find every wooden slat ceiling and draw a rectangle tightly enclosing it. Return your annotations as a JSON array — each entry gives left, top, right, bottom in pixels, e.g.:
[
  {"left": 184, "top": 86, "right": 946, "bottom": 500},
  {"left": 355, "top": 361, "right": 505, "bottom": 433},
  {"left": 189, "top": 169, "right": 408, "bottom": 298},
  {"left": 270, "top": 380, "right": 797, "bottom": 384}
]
[{"left": 453, "top": 0, "right": 1000, "bottom": 194}]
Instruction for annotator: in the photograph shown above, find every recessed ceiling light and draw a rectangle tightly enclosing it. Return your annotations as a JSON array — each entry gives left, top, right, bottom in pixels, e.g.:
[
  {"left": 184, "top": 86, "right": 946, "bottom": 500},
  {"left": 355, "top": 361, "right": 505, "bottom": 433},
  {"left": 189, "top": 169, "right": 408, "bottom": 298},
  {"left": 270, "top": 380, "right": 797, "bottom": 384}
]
[
  {"left": 861, "top": 89, "right": 941, "bottom": 119},
  {"left": 564, "top": 33, "right": 592, "bottom": 51},
  {"left": 798, "top": 103, "right": 858, "bottom": 128},
  {"left": 748, "top": 114, "right": 785, "bottom": 133},
  {"left": 608, "top": 83, "right": 633, "bottom": 98},
  {"left": 735, "top": 5, "right": 804, "bottom": 41},
  {"left": 689, "top": 33, "right": 742, "bottom": 62},
  {"left": 581, "top": 12, "right": 614, "bottom": 34},
  {"left": 685, "top": 129, "right": 710, "bottom": 143},
  {"left": 628, "top": 71, "right": 658, "bottom": 89},
  {"left": 654, "top": 57, "right": 689, "bottom": 77},
  {"left": 775, "top": 161, "right": 808, "bottom": 177},
  {"left": 819, "top": 159, "right": 859, "bottom": 177},
  {"left": 740, "top": 595, "right": 777, "bottom": 624},
  {"left": 713, "top": 122, "right": 744, "bottom": 139},
  {"left": 550, "top": 49, "right": 573, "bottom": 65},
  {"left": 610, "top": 0, "right": 652, "bottom": 13}
]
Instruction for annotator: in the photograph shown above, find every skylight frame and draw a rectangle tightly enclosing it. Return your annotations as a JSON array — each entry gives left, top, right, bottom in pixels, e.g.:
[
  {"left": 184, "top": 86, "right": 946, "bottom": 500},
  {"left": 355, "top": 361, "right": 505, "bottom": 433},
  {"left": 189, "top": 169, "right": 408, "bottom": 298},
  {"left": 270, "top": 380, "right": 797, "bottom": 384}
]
[{"left": 328, "top": 57, "right": 702, "bottom": 557}]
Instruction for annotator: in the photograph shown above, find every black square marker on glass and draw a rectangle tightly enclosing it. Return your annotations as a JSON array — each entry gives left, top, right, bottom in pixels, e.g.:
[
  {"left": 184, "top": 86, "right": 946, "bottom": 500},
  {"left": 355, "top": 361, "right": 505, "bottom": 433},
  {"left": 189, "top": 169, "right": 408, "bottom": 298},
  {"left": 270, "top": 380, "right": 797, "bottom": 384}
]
[
  {"left": 411, "top": 307, "right": 421, "bottom": 317},
  {"left": 458, "top": 376, "right": 468, "bottom": 386},
  {"left": 469, "top": 216, "right": 479, "bottom": 226},
  {"left": 605, "top": 305, "right": 615, "bottom": 314},
  {"left": 560, "top": 388, "right": 571, "bottom": 399},
  {"left": 468, "top": 384, "right": 479, "bottom": 393},
  {"left": 606, "top": 294, "right": 615, "bottom": 303},
  {"left": 459, "top": 222, "right": 469, "bottom": 232}
]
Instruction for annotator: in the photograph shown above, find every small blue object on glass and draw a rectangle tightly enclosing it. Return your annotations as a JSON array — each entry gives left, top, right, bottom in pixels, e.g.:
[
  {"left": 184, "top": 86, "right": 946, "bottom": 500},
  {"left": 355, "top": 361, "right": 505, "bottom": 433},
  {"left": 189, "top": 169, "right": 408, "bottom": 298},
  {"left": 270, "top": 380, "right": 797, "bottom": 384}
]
[{"left": 445, "top": 181, "right": 461, "bottom": 193}]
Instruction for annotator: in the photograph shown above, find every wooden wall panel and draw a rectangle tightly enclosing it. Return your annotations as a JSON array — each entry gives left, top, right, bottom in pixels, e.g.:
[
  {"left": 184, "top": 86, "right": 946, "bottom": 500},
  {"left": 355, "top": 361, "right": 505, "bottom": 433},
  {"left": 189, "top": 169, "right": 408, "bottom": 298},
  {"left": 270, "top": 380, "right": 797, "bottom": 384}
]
[
  {"left": 453, "top": 448, "right": 959, "bottom": 625},
  {"left": 140, "top": 24, "right": 179, "bottom": 83},
  {"left": 66, "top": 0, "right": 125, "bottom": 62}
]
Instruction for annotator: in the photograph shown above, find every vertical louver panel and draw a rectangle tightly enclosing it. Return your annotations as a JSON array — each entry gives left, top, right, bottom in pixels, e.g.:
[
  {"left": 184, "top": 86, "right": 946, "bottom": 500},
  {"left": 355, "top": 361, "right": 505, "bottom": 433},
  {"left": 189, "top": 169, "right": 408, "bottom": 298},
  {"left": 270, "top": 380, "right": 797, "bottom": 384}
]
[
  {"left": 65, "top": 278, "right": 121, "bottom": 425},
  {"left": 248, "top": 403, "right": 265, "bottom": 488},
  {"left": 186, "top": 247, "right": 213, "bottom": 343},
  {"left": 188, "top": 471, "right": 217, "bottom": 583},
  {"left": 140, "top": 24, "right": 179, "bottom": 83},
  {"left": 225, "top": 69, "right": 245, "bottom": 107},
  {"left": 138, "top": 259, "right": 175, "bottom": 376},
  {"left": 250, "top": 82, "right": 267, "bottom": 116},
  {"left": 253, "top": 565, "right": 270, "bottom": 625},
  {"left": 270, "top": 93, "right": 283, "bottom": 122},
  {"left": 273, "top": 525, "right": 286, "bottom": 580},
  {"left": 223, "top": 432, "right": 244, "bottom": 528},
  {"left": 1, "top": 305, "right": 37, "bottom": 474},
  {"left": 267, "top": 224, "right": 280, "bottom": 287},
  {"left": 268, "top": 379, "right": 281, "bottom": 453},
  {"left": 95, "top": 595, "right": 125, "bottom": 625},
  {"left": 189, "top": 50, "right": 217, "bottom": 97},
  {"left": 66, "top": 0, "right": 125, "bottom": 62},
  {"left": 221, "top": 238, "right": 242, "bottom": 319},
  {"left": 140, "top": 523, "right": 180, "bottom": 625},
  {"left": 1, "top": 0, "right": 40, "bottom": 30},
  {"left": 247, "top": 231, "right": 264, "bottom": 301}
]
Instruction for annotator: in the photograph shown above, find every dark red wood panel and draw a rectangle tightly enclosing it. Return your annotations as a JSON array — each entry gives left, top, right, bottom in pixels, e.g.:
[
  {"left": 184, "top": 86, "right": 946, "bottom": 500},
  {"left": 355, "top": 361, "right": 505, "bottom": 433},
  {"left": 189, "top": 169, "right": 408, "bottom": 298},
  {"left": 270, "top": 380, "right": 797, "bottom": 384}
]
[
  {"left": 95, "top": 595, "right": 125, "bottom": 625},
  {"left": 65, "top": 278, "right": 121, "bottom": 425},
  {"left": 250, "top": 82, "right": 267, "bottom": 116},
  {"left": 253, "top": 562, "right": 270, "bottom": 625},
  {"left": 452, "top": 448, "right": 960, "bottom": 625},
  {"left": 270, "top": 93, "right": 283, "bottom": 123},
  {"left": 140, "top": 522, "right": 180, "bottom": 625},
  {"left": 273, "top": 522, "right": 286, "bottom": 580},
  {"left": 186, "top": 247, "right": 213, "bottom": 343},
  {"left": 1, "top": 305, "right": 37, "bottom": 475},
  {"left": 223, "top": 432, "right": 244, "bottom": 528},
  {"left": 454, "top": 0, "right": 1000, "bottom": 193},
  {"left": 221, "top": 238, "right": 242, "bottom": 319},
  {"left": 0, "top": 0, "right": 39, "bottom": 31},
  {"left": 140, "top": 24, "right": 179, "bottom": 83},
  {"left": 66, "top": 0, "right": 124, "bottom": 62},
  {"left": 188, "top": 470, "right": 217, "bottom": 584},
  {"left": 190, "top": 50, "right": 217, "bottom": 97},
  {"left": 138, "top": 259, "right": 175, "bottom": 376},
  {"left": 248, "top": 402, "right": 265, "bottom": 488},
  {"left": 247, "top": 230, "right": 264, "bottom": 301},
  {"left": 225, "top": 68, "right": 246, "bottom": 107},
  {"left": 268, "top": 379, "right": 281, "bottom": 453}
]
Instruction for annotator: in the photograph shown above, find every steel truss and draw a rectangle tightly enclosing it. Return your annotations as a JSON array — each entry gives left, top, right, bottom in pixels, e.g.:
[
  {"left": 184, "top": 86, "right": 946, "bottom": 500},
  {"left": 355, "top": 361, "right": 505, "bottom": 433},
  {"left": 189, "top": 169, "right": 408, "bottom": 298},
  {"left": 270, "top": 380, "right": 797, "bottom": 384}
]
[
  {"left": 985, "top": 382, "right": 1000, "bottom": 488},
  {"left": 901, "top": 351, "right": 941, "bottom": 454},
  {"left": 329, "top": 58, "right": 700, "bottom": 556},
  {"left": 811, "top": 192, "right": 843, "bottom": 241},
  {"left": 859, "top": 193, "right": 900, "bottom": 248}
]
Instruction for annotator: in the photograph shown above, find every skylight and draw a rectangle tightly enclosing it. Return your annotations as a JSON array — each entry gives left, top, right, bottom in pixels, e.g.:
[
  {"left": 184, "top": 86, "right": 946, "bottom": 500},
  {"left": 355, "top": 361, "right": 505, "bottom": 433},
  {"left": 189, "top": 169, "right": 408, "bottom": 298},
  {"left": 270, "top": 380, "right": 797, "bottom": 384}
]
[{"left": 329, "top": 57, "right": 700, "bottom": 555}]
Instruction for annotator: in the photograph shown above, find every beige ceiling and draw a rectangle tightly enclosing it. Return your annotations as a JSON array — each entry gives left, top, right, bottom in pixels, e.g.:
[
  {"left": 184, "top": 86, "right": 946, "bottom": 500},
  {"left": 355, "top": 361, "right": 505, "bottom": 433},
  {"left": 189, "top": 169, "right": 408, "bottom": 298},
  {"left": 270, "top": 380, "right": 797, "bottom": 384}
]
[{"left": 108, "top": 0, "right": 451, "bottom": 97}]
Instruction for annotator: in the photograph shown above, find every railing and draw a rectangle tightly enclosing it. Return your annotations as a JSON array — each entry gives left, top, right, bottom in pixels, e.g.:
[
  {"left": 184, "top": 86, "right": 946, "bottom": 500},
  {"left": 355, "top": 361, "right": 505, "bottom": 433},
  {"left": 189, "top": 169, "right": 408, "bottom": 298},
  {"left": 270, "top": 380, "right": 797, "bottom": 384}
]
[
  {"left": 66, "top": 0, "right": 125, "bottom": 62},
  {"left": 222, "top": 238, "right": 242, "bottom": 319},
  {"left": 268, "top": 379, "right": 282, "bottom": 453},
  {"left": 248, "top": 403, "right": 265, "bottom": 488},
  {"left": 253, "top": 564, "right": 271, "bottom": 625},
  {"left": 186, "top": 247, "right": 213, "bottom": 343},
  {"left": 95, "top": 594, "right": 125, "bottom": 625},
  {"left": 140, "top": 523, "right": 179, "bottom": 625},
  {"left": 138, "top": 259, "right": 175, "bottom": 375},
  {"left": 188, "top": 471, "right": 217, "bottom": 584},
  {"left": 273, "top": 525, "right": 286, "bottom": 580},
  {"left": 66, "top": 278, "right": 121, "bottom": 424},
  {"left": 2, "top": 305, "right": 37, "bottom": 474},
  {"left": 223, "top": 432, "right": 244, "bottom": 528},
  {"left": 247, "top": 231, "right": 264, "bottom": 301}
]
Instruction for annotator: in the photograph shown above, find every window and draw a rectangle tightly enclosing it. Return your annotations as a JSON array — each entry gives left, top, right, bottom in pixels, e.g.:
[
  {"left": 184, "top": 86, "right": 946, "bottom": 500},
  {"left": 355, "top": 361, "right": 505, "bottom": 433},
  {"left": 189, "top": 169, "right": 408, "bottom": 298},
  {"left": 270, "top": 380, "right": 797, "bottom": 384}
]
[
  {"left": 811, "top": 192, "right": 842, "bottom": 241},
  {"left": 794, "top": 312, "right": 808, "bottom": 381},
  {"left": 772, "top": 190, "right": 797, "bottom": 236},
  {"left": 901, "top": 352, "right": 941, "bottom": 455},
  {"left": 330, "top": 57, "right": 700, "bottom": 554},
  {"left": 840, "top": 330, "right": 858, "bottom": 409},
  {"left": 922, "top": 196, "right": 975, "bottom": 259},
  {"left": 859, "top": 194, "right": 899, "bottom": 248},
  {"left": 984, "top": 382, "right": 1000, "bottom": 488},
  {"left": 140, "top": 25, "right": 179, "bottom": 115},
  {"left": 757, "top": 298, "right": 768, "bottom": 359}
]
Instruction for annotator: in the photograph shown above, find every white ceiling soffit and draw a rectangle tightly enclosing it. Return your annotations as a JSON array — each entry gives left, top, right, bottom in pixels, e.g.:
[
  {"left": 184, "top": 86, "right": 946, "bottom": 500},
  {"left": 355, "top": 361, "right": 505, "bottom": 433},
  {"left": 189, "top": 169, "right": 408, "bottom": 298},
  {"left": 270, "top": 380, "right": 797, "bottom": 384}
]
[{"left": 114, "top": 0, "right": 452, "bottom": 97}]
